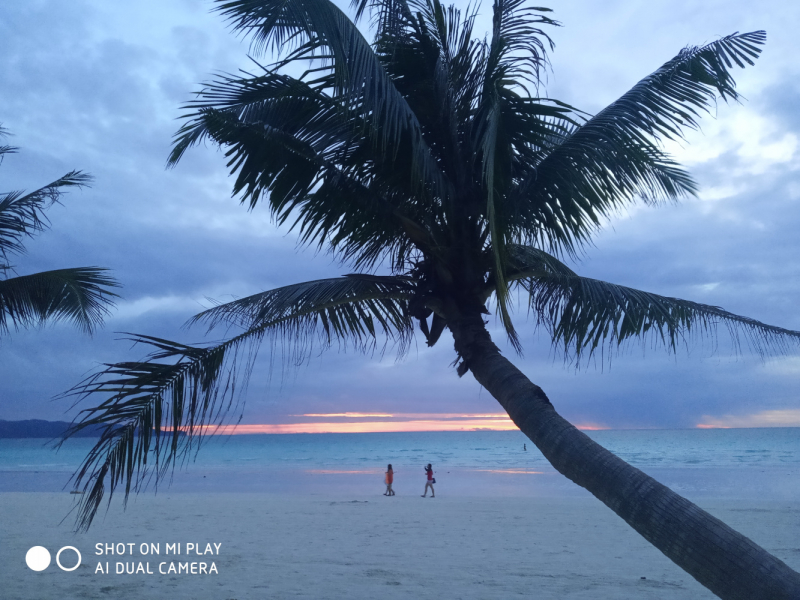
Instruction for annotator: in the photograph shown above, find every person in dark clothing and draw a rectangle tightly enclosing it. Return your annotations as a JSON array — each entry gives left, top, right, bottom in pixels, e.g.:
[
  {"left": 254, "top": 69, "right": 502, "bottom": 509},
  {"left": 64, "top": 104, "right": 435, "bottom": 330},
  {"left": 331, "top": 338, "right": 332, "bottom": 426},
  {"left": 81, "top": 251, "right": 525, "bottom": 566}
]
[
  {"left": 384, "top": 464, "right": 395, "bottom": 496},
  {"left": 422, "top": 463, "right": 435, "bottom": 497}
]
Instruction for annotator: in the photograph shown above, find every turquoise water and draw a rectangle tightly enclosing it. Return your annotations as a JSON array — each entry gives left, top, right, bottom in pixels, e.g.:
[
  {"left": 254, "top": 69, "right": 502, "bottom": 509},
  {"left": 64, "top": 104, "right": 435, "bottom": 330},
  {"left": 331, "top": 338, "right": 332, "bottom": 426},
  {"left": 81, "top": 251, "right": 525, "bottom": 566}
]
[
  {"left": 3, "top": 428, "right": 799, "bottom": 472},
  {"left": 2, "top": 429, "right": 799, "bottom": 498}
]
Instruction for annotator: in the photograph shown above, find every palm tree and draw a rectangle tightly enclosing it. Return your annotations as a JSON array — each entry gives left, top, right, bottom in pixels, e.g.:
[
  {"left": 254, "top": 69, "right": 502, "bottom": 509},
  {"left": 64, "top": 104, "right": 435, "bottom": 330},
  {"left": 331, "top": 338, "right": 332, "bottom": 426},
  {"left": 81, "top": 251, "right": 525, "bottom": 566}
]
[
  {"left": 0, "top": 126, "right": 119, "bottom": 335},
  {"left": 63, "top": 1, "right": 800, "bottom": 597}
]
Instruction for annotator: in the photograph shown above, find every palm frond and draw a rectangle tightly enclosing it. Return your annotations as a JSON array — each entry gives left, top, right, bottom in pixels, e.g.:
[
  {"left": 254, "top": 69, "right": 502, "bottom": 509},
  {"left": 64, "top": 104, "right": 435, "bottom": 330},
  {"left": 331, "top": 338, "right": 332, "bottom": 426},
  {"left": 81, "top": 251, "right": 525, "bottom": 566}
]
[
  {"left": 0, "top": 172, "right": 93, "bottom": 262},
  {"left": 485, "top": 0, "right": 556, "bottom": 92},
  {"left": 61, "top": 333, "right": 255, "bottom": 531},
  {"left": 170, "top": 68, "right": 343, "bottom": 168},
  {"left": 212, "top": 0, "right": 449, "bottom": 198},
  {"left": 0, "top": 124, "right": 17, "bottom": 161},
  {"left": 0, "top": 146, "right": 16, "bottom": 162},
  {"left": 505, "top": 244, "right": 800, "bottom": 360},
  {"left": 470, "top": 0, "right": 559, "bottom": 346},
  {"left": 369, "top": 0, "right": 485, "bottom": 209},
  {"left": 585, "top": 31, "right": 765, "bottom": 142},
  {"left": 512, "top": 31, "right": 765, "bottom": 254},
  {"left": 170, "top": 67, "right": 440, "bottom": 270},
  {"left": 0, "top": 268, "right": 119, "bottom": 335},
  {"left": 480, "top": 98, "right": 519, "bottom": 349},
  {"left": 463, "top": 1, "right": 560, "bottom": 344},
  {"left": 513, "top": 139, "right": 694, "bottom": 255},
  {"left": 505, "top": 243, "right": 577, "bottom": 279},
  {"left": 352, "top": 0, "right": 414, "bottom": 38},
  {"left": 62, "top": 274, "right": 415, "bottom": 530},
  {"left": 0, "top": 145, "right": 16, "bottom": 161},
  {"left": 191, "top": 274, "right": 416, "bottom": 349}
]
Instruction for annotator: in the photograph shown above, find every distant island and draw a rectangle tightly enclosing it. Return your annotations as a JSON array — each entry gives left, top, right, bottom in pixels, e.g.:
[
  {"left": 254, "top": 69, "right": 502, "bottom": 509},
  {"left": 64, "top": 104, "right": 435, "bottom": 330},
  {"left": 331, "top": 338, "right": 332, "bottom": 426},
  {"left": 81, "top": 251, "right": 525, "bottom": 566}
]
[
  {"left": 0, "top": 419, "right": 106, "bottom": 438},
  {"left": 0, "top": 419, "right": 186, "bottom": 438}
]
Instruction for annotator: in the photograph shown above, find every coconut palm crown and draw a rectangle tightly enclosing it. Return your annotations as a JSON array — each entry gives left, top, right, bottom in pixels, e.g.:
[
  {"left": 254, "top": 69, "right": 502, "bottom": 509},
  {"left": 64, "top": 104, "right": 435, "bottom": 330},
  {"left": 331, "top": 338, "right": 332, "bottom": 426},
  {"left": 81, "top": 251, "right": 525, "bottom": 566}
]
[
  {"left": 64, "top": 1, "right": 800, "bottom": 598},
  {"left": 0, "top": 126, "right": 119, "bottom": 336}
]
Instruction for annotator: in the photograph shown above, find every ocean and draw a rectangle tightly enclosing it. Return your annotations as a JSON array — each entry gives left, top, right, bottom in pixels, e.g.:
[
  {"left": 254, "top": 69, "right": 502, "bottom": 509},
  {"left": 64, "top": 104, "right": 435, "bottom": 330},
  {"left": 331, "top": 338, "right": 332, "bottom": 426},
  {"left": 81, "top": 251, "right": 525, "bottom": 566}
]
[{"left": 2, "top": 428, "right": 799, "bottom": 501}]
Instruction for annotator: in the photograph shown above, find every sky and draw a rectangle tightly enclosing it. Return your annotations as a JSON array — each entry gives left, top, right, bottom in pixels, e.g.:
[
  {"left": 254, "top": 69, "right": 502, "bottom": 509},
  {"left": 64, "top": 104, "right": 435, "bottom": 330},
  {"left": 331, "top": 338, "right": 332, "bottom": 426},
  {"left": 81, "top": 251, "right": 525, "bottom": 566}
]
[{"left": 1, "top": 0, "right": 799, "bottom": 433}]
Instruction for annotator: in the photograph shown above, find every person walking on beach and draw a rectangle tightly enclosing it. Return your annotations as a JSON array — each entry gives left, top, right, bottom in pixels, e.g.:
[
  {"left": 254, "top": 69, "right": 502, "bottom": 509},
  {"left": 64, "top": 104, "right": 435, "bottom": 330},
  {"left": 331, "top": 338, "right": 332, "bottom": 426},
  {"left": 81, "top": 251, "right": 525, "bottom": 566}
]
[
  {"left": 422, "top": 463, "right": 435, "bottom": 497},
  {"left": 384, "top": 464, "right": 395, "bottom": 496}
]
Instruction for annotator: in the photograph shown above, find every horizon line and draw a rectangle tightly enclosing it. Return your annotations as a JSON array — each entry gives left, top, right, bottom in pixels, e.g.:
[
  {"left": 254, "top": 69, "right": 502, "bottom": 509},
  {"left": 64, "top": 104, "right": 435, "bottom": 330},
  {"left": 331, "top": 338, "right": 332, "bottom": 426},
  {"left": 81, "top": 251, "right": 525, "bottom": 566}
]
[
  {"left": 187, "top": 419, "right": 604, "bottom": 435},
  {"left": 182, "top": 421, "right": 800, "bottom": 435}
]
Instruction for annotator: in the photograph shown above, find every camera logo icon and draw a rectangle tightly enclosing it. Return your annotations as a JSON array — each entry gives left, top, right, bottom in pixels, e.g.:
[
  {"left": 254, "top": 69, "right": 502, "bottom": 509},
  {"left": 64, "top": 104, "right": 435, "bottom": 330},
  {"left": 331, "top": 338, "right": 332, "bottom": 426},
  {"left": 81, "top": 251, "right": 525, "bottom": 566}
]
[{"left": 25, "top": 546, "right": 81, "bottom": 572}]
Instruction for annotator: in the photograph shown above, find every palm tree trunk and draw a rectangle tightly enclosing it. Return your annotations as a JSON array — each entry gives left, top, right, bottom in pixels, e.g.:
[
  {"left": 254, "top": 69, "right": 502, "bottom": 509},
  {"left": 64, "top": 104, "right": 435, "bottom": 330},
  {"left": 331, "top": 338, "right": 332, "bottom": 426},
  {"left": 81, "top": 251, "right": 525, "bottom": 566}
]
[{"left": 449, "top": 313, "right": 800, "bottom": 600}]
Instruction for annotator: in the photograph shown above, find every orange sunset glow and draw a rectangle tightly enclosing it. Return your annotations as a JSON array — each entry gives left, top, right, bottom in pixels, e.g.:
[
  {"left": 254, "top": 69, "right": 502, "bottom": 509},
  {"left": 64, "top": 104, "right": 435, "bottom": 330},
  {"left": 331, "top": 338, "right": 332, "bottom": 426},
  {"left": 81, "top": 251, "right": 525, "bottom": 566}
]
[
  {"left": 186, "top": 413, "right": 608, "bottom": 434},
  {"left": 571, "top": 423, "right": 609, "bottom": 431},
  {"left": 198, "top": 419, "right": 518, "bottom": 434},
  {"left": 290, "top": 412, "right": 514, "bottom": 419}
]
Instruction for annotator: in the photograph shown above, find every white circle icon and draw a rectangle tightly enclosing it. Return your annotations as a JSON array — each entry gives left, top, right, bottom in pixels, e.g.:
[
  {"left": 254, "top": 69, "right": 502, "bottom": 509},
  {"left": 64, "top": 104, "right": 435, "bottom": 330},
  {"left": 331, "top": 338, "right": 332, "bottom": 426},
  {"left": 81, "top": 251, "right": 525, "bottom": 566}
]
[
  {"left": 56, "top": 546, "right": 81, "bottom": 572},
  {"left": 25, "top": 546, "right": 51, "bottom": 571}
]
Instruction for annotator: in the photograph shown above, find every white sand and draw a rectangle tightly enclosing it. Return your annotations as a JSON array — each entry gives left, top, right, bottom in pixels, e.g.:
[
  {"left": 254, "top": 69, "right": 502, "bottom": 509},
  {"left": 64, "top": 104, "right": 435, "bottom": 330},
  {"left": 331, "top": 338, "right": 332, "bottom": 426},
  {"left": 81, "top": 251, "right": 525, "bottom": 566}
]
[{"left": 2, "top": 492, "right": 799, "bottom": 599}]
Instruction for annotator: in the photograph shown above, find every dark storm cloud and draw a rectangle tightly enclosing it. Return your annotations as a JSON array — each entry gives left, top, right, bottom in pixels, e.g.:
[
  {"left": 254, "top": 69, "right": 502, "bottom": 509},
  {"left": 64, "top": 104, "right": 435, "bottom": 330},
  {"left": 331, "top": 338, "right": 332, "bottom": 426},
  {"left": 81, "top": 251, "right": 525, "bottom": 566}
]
[{"left": 1, "top": 0, "right": 798, "bottom": 429}]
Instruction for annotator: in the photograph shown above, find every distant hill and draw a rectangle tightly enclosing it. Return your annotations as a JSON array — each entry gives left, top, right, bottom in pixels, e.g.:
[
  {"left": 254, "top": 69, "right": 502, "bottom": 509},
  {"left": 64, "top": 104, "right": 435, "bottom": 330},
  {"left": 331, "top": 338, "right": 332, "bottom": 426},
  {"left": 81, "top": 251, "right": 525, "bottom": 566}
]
[{"left": 0, "top": 419, "right": 106, "bottom": 438}]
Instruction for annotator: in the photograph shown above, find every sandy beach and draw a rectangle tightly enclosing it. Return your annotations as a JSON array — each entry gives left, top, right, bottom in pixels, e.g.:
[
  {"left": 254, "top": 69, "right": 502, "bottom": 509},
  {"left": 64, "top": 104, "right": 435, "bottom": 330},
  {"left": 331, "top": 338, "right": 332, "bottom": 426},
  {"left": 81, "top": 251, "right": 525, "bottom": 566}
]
[{"left": 2, "top": 491, "right": 799, "bottom": 599}]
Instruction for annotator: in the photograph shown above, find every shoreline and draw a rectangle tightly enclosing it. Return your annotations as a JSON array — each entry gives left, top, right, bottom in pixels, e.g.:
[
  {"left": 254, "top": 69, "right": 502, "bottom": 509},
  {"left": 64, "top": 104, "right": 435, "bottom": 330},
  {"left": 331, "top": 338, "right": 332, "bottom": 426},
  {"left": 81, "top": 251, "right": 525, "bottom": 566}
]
[{"left": 3, "top": 463, "right": 799, "bottom": 501}]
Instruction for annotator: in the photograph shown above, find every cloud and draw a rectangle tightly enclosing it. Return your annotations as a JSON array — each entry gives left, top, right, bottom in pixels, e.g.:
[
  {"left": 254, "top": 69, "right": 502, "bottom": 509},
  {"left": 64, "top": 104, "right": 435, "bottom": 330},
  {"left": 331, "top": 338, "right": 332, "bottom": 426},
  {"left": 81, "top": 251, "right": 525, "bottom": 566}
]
[
  {"left": 697, "top": 409, "right": 800, "bottom": 429},
  {"left": 111, "top": 294, "right": 203, "bottom": 322},
  {"left": 763, "top": 357, "right": 800, "bottom": 376},
  {"left": 1, "top": 0, "right": 800, "bottom": 432}
]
